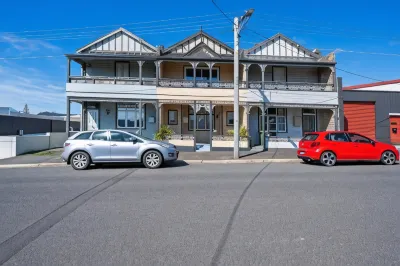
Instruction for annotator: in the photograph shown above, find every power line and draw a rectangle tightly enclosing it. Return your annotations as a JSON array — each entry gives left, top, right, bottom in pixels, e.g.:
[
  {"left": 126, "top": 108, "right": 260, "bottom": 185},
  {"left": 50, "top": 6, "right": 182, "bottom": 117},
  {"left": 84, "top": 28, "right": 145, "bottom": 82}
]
[
  {"left": 253, "top": 15, "right": 400, "bottom": 40},
  {"left": 1, "top": 12, "right": 237, "bottom": 34},
  {"left": 335, "top": 68, "right": 383, "bottom": 82},
  {"left": 0, "top": 25, "right": 232, "bottom": 43},
  {"left": 4, "top": 17, "right": 230, "bottom": 39},
  {"left": 320, "top": 49, "right": 400, "bottom": 57},
  {"left": 210, "top": 0, "right": 235, "bottom": 24}
]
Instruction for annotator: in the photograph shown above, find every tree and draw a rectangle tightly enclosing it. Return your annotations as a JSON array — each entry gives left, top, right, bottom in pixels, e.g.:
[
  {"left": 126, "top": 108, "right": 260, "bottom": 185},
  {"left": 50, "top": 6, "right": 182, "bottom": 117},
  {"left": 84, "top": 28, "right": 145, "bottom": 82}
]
[{"left": 23, "top": 104, "right": 29, "bottom": 114}]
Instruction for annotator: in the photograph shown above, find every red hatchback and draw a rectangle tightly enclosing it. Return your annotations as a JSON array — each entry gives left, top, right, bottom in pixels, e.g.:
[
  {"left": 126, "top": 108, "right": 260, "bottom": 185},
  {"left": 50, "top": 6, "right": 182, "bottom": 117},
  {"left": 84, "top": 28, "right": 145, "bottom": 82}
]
[{"left": 297, "top": 131, "right": 399, "bottom": 166}]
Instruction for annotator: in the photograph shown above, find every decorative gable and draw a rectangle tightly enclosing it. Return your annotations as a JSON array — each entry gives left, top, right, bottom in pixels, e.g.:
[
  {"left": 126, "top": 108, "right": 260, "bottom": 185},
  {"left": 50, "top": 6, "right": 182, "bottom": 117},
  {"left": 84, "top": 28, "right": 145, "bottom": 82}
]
[
  {"left": 77, "top": 28, "right": 157, "bottom": 54},
  {"left": 164, "top": 31, "right": 233, "bottom": 56},
  {"left": 246, "top": 33, "right": 321, "bottom": 59},
  {"left": 184, "top": 43, "right": 220, "bottom": 58}
]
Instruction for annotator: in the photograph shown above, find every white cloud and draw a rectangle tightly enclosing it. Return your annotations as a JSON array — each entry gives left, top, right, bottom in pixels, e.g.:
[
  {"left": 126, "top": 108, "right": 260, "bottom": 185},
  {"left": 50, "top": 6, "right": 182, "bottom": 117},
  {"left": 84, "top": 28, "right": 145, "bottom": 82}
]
[{"left": 0, "top": 33, "right": 61, "bottom": 54}]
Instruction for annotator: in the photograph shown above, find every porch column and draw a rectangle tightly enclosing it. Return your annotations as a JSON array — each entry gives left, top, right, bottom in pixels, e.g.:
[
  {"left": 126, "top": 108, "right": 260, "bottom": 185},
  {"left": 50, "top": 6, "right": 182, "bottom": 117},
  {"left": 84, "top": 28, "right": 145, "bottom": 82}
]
[
  {"left": 157, "top": 102, "right": 162, "bottom": 130},
  {"left": 209, "top": 101, "right": 213, "bottom": 151},
  {"left": 207, "top": 62, "right": 215, "bottom": 87},
  {"left": 259, "top": 64, "right": 267, "bottom": 90},
  {"left": 138, "top": 61, "right": 144, "bottom": 85},
  {"left": 139, "top": 99, "right": 142, "bottom": 135},
  {"left": 83, "top": 102, "right": 87, "bottom": 131},
  {"left": 246, "top": 103, "right": 250, "bottom": 148},
  {"left": 155, "top": 61, "right": 162, "bottom": 86},
  {"left": 261, "top": 103, "right": 265, "bottom": 150},
  {"left": 66, "top": 97, "right": 70, "bottom": 135},
  {"left": 243, "top": 63, "right": 250, "bottom": 89},
  {"left": 190, "top": 62, "right": 199, "bottom": 87},
  {"left": 66, "top": 58, "right": 71, "bottom": 83},
  {"left": 193, "top": 101, "right": 197, "bottom": 152},
  {"left": 80, "top": 103, "right": 83, "bottom": 131}
]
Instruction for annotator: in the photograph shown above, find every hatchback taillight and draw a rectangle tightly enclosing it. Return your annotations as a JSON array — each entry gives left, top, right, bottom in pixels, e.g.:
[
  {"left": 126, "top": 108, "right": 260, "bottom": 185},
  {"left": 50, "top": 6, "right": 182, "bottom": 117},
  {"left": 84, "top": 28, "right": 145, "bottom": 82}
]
[{"left": 310, "top": 142, "right": 320, "bottom": 148}]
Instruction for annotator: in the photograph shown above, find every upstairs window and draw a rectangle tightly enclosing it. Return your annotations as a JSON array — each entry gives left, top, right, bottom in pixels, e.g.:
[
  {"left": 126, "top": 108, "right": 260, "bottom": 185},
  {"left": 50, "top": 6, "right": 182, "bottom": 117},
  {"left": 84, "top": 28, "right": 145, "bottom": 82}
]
[{"left": 185, "top": 67, "right": 219, "bottom": 81}]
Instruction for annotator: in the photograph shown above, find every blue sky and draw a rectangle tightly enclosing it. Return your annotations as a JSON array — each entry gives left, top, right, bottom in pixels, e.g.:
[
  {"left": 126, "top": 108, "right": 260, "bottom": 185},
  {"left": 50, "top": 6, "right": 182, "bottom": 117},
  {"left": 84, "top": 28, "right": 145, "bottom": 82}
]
[{"left": 0, "top": 0, "right": 399, "bottom": 114}]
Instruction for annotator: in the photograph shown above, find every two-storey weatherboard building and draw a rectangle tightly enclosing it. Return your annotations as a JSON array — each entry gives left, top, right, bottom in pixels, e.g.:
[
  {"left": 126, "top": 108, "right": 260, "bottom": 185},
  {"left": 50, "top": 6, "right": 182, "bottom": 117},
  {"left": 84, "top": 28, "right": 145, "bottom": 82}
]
[{"left": 65, "top": 27, "right": 340, "bottom": 150}]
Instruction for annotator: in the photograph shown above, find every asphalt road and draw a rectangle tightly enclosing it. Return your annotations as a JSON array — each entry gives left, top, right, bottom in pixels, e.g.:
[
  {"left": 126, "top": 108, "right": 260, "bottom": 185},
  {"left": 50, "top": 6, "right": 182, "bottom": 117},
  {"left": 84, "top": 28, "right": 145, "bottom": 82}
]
[{"left": 0, "top": 162, "right": 399, "bottom": 266}]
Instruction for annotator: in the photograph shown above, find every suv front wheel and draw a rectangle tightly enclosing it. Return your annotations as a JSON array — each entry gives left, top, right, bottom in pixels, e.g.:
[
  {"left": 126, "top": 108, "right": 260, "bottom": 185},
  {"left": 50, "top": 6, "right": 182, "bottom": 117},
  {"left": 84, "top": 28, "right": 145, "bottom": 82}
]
[{"left": 143, "top": 151, "right": 163, "bottom": 169}]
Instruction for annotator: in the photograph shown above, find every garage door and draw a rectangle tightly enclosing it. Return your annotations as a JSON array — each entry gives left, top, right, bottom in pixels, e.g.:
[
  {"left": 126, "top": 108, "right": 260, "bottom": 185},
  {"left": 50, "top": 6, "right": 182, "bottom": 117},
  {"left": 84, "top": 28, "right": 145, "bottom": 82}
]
[{"left": 344, "top": 102, "right": 376, "bottom": 139}]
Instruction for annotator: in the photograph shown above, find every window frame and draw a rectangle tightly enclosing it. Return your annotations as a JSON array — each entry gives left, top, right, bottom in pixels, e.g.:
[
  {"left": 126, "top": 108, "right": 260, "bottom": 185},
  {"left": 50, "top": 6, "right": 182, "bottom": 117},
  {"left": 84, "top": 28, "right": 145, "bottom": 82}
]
[
  {"left": 325, "top": 132, "right": 350, "bottom": 142},
  {"left": 115, "top": 61, "right": 130, "bottom": 78},
  {"left": 302, "top": 108, "right": 317, "bottom": 134},
  {"left": 109, "top": 131, "right": 136, "bottom": 142},
  {"left": 90, "top": 130, "right": 109, "bottom": 141},
  {"left": 259, "top": 108, "right": 287, "bottom": 135},
  {"left": 347, "top": 133, "right": 372, "bottom": 144},
  {"left": 168, "top": 110, "right": 178, "bottom": 125},
  {"left": 116, "top": 103, "right": 146, "bottom": 129},
  {"left": 188, "top": 105, "right": 215, "bottom": 131},
  {"left": 73, "top": 132, "right": 93, "bottom": 140},
  {"left": 226, "top": 111, "right": 234, "bottom": 126},
  {"left": 184, "top": 66, "right": 220, "bottom": 81}
]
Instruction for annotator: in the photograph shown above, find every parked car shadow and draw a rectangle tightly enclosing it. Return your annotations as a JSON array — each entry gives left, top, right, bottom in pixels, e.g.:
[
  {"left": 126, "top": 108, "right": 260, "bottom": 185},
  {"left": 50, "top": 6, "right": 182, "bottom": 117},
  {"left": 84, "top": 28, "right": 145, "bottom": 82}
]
[
  {"left": 89, "top": 160, "right": 189, "bottom": 170},
  {"left": 301, "top": 161, "right": 399, "bottom": 167}
]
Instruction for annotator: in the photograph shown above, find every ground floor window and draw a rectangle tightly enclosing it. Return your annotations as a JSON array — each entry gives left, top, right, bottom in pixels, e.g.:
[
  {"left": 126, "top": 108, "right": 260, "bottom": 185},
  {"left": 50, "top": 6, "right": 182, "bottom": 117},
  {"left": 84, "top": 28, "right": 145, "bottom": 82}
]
[
  {"left": 188, "top": 106, "right": 215, "bottom": 130},
  {"left": 259, "top": 108, "right": 287, "bottom": 136},
  {"left": 302, "top": 108, "right": 316, "bottom": 133},
  {"left": 117, "top": 103, "right": 145, "bottom": 129}
]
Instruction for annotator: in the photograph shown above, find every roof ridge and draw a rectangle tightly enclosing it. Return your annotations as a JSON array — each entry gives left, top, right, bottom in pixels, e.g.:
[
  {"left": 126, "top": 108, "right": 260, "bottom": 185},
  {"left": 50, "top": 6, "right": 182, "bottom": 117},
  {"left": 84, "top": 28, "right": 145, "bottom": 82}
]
[{"left": 343, "top": 79, "right": 400, "bottom": 90}]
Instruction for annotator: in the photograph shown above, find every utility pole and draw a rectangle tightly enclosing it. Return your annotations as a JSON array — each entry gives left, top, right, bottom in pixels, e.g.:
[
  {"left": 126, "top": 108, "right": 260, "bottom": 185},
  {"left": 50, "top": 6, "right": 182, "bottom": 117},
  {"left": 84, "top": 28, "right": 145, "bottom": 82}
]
[{"left": 233, "top": 9, "right": 254, "bottom": 159}]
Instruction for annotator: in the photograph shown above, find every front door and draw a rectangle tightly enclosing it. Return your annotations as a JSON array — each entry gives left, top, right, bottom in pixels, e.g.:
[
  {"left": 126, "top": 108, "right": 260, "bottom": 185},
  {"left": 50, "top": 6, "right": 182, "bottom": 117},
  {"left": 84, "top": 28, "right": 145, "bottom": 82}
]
[
  {"left": 109, "top": 131, "right": 141, "bottom": 161},
  {"left": 86, "top": 131, "right": 110, "bottom": 161},
  {"left": 87, "top": 109, "right": 99, "bottom": 130}
]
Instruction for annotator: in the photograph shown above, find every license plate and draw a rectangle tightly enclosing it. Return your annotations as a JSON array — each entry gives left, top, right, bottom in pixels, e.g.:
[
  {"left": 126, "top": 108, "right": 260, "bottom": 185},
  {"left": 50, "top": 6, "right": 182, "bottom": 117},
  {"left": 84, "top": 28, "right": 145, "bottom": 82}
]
[{"left": 300, "top": 151, "right": 305, "bottom": 155}]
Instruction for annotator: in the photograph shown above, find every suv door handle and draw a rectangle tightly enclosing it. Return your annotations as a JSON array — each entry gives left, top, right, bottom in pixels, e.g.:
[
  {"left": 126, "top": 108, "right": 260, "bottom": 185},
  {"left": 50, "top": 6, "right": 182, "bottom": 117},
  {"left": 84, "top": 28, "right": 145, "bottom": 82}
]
[
  {"left": 111, "top": 144, "right": 117, "bottom": 147},
  {"left": 87, "top": 143, "right": 94, "bottom": 146}
]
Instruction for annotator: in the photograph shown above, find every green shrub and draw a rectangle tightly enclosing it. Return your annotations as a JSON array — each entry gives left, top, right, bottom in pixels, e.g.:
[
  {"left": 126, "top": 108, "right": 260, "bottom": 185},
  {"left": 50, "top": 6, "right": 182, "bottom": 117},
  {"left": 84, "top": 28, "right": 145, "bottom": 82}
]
[
  {"left": 155, "top": 125, "right": 174, "bottom": 140},
  {"left": 226, "top": 127, "right": 248, "bottom": 138}
]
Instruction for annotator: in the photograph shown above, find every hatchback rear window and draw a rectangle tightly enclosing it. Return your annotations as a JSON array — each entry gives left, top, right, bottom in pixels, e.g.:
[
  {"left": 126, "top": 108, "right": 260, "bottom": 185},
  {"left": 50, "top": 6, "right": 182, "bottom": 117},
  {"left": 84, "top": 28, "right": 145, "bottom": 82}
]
[
  {"left": 302, "top": 134, "right": 319, "bottom": 141},
  {"left": 74, "top": 132, "right": 93, "bottom": 140}
]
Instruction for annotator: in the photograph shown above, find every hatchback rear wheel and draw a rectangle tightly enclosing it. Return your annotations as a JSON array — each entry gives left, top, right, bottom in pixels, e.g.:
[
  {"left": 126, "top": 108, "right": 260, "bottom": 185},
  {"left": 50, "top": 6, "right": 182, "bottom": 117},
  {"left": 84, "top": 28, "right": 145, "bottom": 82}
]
[
  {"left": 320, "top": 151, "right": 336, "bottom": 167},
  {"left": 381, "top": 151, "right": 396, "bottom": 165},
  {"left": 143, "top": 151, "right": 163, "bottom": 169},
  {"left": 71, "top": 151, "right": 90, "bottom": 170}
]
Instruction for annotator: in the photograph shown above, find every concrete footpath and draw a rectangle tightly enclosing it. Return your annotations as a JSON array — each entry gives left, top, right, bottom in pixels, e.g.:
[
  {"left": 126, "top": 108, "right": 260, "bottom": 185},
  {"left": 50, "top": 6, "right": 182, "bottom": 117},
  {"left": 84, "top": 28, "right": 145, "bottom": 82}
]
[{"left": 0, "top": 148, "right": 300, "bottom": 169}]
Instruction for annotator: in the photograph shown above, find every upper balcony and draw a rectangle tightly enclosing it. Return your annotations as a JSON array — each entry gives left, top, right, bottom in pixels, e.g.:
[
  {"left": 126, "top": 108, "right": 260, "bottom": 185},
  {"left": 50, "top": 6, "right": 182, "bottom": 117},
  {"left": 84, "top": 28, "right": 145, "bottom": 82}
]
[{"left": 67, "top": 59, "right": 336, "bottom": 92}]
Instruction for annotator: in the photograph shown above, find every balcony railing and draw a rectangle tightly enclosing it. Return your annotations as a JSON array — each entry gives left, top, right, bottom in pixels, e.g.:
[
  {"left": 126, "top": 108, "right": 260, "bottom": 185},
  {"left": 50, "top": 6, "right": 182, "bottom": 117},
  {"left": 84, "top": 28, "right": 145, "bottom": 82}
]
[
  {"left": 248, "top": 81, "right": 335, "bottom": 91},
  {"left": 158, "top": 78, "right": 247, "bottom": 89},
  {"left": 69, "top": 76, "right": 335, "bottom": 91},
  {"left": 69, "top": 76, "right": 156, "bottom": 85}
]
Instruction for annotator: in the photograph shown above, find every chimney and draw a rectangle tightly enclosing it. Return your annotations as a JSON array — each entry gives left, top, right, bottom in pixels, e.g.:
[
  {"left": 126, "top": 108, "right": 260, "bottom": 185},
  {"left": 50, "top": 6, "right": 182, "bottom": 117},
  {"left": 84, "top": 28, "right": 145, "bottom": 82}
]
[
  {"left": 313, "top": 49, "right": 321, "bottom": 55},
  {"left": 157, "top": 45, "right": 164, "bottom": 55}
]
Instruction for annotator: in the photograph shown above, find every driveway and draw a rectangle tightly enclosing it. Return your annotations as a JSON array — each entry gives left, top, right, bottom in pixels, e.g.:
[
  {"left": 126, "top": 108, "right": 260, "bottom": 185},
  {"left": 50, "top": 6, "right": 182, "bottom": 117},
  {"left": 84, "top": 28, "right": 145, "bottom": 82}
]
[{"left": 0, "top": 163, "right": 399, "bottom": 265}]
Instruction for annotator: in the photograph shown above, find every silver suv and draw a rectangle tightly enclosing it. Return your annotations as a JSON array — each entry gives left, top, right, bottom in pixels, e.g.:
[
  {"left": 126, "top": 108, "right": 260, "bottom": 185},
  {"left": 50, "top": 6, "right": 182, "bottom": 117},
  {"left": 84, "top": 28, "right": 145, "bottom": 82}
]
[{"left": 62, "top": 130, "right": 179, "bottom": 170}]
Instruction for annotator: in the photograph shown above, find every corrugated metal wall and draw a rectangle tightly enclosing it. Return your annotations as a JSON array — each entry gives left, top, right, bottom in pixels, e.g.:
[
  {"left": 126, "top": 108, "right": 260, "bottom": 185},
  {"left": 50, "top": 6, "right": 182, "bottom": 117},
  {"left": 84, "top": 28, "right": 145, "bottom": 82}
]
[
  {"left": 343, "top": 90, "right": 400, "bottom": 143},
  {"left": 0, "top": 116, "right": 79, "bottom": 136},
  {"left": 344, "top": 102, "right": 376, "bottom": 139}
]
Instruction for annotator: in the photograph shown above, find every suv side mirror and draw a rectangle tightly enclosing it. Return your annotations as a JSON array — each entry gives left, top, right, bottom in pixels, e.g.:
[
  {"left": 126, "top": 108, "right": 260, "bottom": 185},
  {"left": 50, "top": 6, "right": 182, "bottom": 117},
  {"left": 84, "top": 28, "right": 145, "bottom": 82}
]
[{"left": 132, "top": 138, "right": 138, "bottom": 144}]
